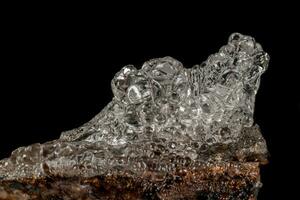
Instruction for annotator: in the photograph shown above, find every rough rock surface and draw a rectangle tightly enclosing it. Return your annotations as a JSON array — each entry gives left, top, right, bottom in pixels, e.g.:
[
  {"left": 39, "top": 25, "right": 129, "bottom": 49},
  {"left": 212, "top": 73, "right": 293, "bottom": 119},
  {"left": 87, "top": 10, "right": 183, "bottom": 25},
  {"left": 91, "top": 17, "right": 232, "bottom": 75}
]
[{"left": 0, "top": 33, "right": 269, "bottom": 199}]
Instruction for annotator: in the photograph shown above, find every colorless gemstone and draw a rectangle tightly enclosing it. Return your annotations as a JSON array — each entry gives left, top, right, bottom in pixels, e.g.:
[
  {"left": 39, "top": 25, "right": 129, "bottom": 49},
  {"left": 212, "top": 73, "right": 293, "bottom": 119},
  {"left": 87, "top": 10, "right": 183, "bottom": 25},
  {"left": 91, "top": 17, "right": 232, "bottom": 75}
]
[{"left": 0, "top": 33, "right": 269, "bottom": 181}]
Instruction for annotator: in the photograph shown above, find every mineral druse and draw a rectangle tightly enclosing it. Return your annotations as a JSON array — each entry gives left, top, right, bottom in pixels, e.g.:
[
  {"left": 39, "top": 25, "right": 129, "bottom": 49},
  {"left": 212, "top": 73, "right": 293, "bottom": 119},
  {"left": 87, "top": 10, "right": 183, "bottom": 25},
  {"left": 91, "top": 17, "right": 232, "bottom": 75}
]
[{"left": 0, "top": 33, "right": 269, "bottom": 200}]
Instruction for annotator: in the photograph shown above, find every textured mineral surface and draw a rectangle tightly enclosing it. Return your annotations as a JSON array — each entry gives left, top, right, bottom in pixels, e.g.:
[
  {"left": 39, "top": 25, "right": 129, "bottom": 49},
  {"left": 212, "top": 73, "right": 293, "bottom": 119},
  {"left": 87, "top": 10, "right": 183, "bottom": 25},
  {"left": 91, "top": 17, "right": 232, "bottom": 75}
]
[{"left": 0, "top": 33, "right": 269, "bottom": 200}]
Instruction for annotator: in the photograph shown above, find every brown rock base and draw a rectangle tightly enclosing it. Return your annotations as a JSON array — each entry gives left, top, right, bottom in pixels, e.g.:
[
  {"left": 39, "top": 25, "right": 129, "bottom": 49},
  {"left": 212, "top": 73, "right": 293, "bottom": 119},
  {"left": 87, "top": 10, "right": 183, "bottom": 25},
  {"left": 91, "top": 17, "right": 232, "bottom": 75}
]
[{"left": 0, "top": 162, "right": 262, "bottom": 200}]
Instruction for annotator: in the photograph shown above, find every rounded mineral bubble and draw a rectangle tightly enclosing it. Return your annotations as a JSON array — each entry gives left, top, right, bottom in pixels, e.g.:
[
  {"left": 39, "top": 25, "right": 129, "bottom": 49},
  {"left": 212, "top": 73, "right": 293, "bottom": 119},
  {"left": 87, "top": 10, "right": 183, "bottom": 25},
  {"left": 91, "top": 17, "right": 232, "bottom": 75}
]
[
  {"left": 228, "top": 32, "right": 257, "bottom": 55},
  {"left": 142, "top": 57, "right": 183, "bottom": 85},
  {"left": 127, "top": 74, "right": 151, "bottom": 104},
  {"left": 169, "top": 70, "right": 189, "bottom": 104},
  {"left": 253, "top": 51, "right": 270, "bottom": 70},
  {"left": 111, "top": 65, "right": 137, "bottom": 101}
]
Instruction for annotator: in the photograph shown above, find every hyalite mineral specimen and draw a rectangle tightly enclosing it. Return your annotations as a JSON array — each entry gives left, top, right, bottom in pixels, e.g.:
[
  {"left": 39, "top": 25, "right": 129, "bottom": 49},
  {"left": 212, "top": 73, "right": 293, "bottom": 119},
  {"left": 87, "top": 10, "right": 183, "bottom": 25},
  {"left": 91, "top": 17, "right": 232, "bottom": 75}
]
[{"left": 0, "top": 33, "right": 269, "bottom": 200}]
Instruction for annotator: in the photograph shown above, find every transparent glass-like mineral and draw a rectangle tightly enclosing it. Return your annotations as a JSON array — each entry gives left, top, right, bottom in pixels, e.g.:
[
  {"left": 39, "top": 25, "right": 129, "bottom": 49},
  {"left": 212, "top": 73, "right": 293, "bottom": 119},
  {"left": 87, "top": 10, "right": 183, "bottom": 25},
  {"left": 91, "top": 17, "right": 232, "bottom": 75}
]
[{"left": 0, "top": 33, "right": 269, "bottom": 181}]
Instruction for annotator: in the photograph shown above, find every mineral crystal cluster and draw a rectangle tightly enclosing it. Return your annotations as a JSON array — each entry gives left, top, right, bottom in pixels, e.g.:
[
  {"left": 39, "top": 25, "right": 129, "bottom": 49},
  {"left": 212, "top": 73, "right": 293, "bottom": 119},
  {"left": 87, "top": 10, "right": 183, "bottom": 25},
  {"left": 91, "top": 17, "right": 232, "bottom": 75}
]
[{"left": 0, "top": 33, "right": 269, "bottom": 200}]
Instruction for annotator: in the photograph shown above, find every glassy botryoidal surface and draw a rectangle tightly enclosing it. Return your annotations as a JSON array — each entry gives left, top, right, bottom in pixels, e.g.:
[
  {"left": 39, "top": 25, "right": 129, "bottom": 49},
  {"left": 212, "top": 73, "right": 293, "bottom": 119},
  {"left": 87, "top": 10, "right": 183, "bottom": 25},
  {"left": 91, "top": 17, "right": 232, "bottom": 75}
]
[{"left": 0, "top": 33, "right": 269, "bottom": 200}]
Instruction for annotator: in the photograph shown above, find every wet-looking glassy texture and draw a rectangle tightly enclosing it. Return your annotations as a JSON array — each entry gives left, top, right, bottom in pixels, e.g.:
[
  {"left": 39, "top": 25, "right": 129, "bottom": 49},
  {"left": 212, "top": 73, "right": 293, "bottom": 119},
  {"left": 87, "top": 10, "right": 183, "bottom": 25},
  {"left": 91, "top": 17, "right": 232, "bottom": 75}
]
[{"left": 0, "top": 33, "right": 269, "bottom": 200}]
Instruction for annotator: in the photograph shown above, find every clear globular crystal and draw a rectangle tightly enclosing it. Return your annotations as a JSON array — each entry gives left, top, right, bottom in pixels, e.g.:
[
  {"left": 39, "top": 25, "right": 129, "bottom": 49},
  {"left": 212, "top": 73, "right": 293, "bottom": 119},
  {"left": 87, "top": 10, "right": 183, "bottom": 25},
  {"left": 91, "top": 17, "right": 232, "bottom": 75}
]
[{"left": 0, "top": 33, "right": 269, "bottom": 183}]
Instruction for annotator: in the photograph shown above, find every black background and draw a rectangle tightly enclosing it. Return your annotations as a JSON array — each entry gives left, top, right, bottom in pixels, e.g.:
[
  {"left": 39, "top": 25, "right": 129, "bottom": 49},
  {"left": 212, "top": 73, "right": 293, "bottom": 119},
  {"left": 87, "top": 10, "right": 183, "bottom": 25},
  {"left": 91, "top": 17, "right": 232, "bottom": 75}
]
[{"left": 1, "top": 4, "right": 299, "bottom": 199}]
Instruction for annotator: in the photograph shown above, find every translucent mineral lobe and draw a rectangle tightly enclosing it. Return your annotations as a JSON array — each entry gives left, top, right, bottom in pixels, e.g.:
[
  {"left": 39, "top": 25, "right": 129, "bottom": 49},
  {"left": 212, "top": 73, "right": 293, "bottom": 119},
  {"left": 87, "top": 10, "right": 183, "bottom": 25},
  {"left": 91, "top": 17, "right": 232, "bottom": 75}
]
[{"left": 0, "top": 33, "right": 269, "bottom": 180}]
